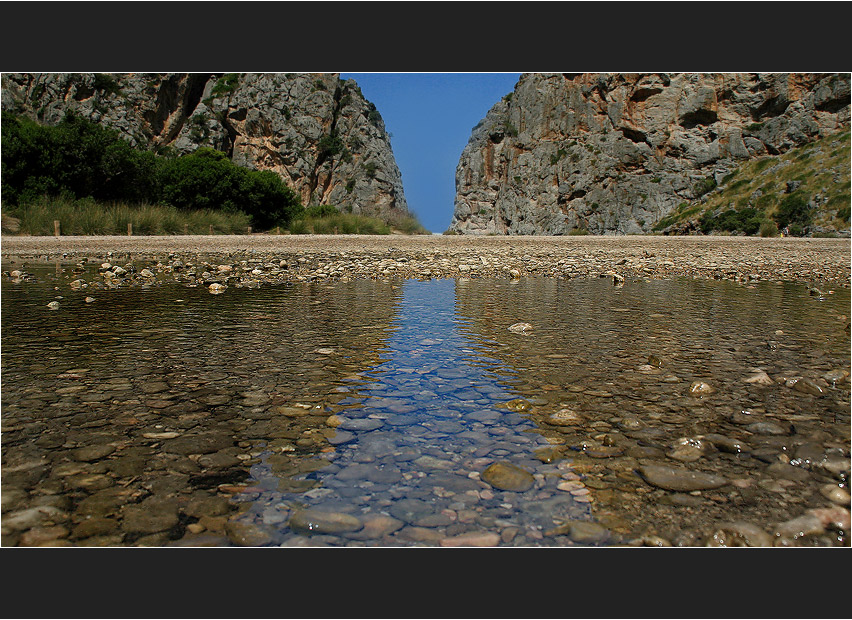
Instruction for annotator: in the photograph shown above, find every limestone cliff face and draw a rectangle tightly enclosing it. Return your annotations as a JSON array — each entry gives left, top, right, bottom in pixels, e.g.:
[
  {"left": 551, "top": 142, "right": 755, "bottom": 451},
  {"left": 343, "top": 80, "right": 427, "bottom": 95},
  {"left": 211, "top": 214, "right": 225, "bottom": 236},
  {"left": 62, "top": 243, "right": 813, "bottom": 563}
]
[
  {"left": 1, "top": 72, "right": 409, "bottom": 218},
  {"left": 450, "top": 73, "right": 851, "bottom": 235}
]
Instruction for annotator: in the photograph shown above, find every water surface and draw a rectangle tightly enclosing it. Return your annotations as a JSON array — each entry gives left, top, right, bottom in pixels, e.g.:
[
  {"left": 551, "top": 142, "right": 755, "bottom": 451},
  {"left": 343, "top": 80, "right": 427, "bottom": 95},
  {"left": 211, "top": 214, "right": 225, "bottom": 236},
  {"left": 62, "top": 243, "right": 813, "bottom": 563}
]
[{"left": 2, "top": 264, "right": 849, "bottom": 546}]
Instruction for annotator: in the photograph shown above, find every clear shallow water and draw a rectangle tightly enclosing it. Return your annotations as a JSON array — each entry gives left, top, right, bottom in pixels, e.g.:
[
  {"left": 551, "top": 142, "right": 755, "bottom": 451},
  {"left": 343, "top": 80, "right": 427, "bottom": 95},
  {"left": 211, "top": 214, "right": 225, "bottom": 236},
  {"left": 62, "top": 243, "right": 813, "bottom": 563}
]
[{"left": 2, "top": 264, "right": 849, "bottom": 546}]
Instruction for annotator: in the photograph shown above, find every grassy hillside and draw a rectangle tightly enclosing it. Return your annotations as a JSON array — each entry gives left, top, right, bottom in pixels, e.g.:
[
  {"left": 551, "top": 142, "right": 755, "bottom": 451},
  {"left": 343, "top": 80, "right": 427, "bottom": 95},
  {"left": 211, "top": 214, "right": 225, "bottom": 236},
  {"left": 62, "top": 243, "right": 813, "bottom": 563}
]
[{"left": 654, "top": 129, "right": 850, "bottom": 237}]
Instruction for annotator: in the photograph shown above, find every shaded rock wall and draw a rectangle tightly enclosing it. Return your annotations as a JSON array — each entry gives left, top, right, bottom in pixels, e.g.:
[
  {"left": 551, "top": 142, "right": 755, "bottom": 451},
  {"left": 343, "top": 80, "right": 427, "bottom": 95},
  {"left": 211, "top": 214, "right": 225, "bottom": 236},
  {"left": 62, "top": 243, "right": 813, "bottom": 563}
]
[
  {"left": 450, "top": 73, "right": 850, "bottom": 235},
  {"left": 1, "top": 72, "right": 409, "bottom": 218}
]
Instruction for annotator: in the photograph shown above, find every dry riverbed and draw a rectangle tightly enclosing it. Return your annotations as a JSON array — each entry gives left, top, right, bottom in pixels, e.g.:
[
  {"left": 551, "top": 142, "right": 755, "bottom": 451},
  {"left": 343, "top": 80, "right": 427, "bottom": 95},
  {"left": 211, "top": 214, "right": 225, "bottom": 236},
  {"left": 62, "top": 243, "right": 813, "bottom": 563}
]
[{"left": 2, "top": 234, "right": 850, "bottom": 289}]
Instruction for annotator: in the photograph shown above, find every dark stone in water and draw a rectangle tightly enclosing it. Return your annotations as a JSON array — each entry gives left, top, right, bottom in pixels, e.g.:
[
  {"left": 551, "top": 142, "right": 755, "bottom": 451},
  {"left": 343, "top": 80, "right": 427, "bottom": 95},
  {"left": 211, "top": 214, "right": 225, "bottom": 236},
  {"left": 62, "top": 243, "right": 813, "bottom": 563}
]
[
  {"left": 189, "top": 469, "right": 249, "bottom": 489},
  {"left": 161, "top": 432, "right": 235, "bottom": 455}
]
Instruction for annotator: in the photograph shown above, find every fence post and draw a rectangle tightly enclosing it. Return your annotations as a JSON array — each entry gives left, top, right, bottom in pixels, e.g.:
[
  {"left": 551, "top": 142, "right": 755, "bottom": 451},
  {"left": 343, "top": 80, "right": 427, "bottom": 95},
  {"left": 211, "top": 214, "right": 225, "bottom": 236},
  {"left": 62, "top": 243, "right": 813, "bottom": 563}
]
[
  {"left": 184, "top": 223, "right": 189, "bottom": 235},
  {"left": 276, "top": 226, "right": 280, "bottom": 235},
  {"left": 54, "top": 220, "right": 60, "bottom": 237},
  {"left": 128, "top": 222, "right": 133, "bottom": 236},
  {"left": 247, "top": 226, "right": 252, "bottom": 235},
  {"left": 209, "top": 224, "right": 214, "bottom": 235}
]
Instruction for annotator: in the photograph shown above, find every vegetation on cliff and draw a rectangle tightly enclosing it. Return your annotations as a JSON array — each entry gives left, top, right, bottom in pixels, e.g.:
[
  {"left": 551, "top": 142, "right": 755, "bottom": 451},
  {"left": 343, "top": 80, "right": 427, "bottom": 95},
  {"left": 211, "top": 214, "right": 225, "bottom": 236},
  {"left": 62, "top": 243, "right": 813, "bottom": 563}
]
[
  {"left": 654, "top": 129, "right": 850, "bottom": 237},
  {"left": 451, "top": 73, "right": 850, "bottom": 236},
  {"left": 2, "top": 72, "right": 415, "bottom": 229},
  {"left": 1, "top": 111, "right": 428, "bottom": 235},
  {"left": 1, "top": 111, "right": 303, "bottom": 230}
]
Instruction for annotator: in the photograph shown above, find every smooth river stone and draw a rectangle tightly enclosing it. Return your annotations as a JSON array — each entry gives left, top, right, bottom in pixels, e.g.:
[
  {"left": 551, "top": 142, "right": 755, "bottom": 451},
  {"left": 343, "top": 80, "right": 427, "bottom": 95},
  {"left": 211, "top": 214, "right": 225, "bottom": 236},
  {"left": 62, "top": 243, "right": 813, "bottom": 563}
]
[
  {"left": 703, "top": 433, "right": 750, "bottom": 454},
  {"left": 120, "top": 498, "right": 180, "bottom": 534},
  {"left": 225, "top": 520, "right": 275, "bottom": 546},
  {"left": 289, "top": 509, "right": 363, "bottom": 535},
  {"left": 548, "top": 520, "right": 611, "bottom": 544},
  {"left": 548, "top": 408, "right": 584, "bottom": 426},
  {"left": 688, "top": 381, "right": 716, "bottom": 397},
  {"left": 439, "top": 532, "right": 501, "bottom": 547},
  {"left": 344, "top": 514, "right": 405, "bottom": 540},
  {"left": 338, "top": 417, "right": 384, "bottom": 432},
  {"left": 161, "top": 432, "right": 234, "bottom": 455},
  {"left": 71, "top": 444, "right": 116, "bottom": 462},
  {"left": 637, "top": 463, "right": 728, "bottom": 492},
  {"left": 481, "top": 461, "right": 535, "bottom": 492},
  {"left": 706, "top": 521, "right": 773, "bottom": 547},
  {"left": 790, "top": 377, "right": 824, "bottom": 396},
  {"left": 328, "top": 430, "right": 355, "bottom": 445}
]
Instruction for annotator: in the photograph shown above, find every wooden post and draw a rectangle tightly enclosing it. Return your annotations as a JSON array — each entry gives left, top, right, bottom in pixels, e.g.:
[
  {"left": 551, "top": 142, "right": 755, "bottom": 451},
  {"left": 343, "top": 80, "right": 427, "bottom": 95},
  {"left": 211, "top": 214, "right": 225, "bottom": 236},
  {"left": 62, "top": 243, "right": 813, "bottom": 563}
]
[
  {"left": 209, "top": 224, "right": 214, "bottom": 235},
  {"left": 247, "top": 226, "right": 252, "bottom": 235},
  {"left": 276, "top": 226, "right": 280, "bottom": 235},
  {"left": 184, "top": 223, "right": 189, "bottom": 235},
  {"left": 54, "top": 220, "right": 60, "bottom": 237},
  {"left": 128, "top": 222, "right": 133, "bottom": 236}
]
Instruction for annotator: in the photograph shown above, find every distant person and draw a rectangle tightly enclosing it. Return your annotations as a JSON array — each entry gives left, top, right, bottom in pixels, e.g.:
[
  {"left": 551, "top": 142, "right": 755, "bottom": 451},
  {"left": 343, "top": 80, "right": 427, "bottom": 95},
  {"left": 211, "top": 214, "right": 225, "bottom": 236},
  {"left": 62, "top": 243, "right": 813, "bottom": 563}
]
[{"left": 782, "top": 226, "right": 790, "bottom": 237}]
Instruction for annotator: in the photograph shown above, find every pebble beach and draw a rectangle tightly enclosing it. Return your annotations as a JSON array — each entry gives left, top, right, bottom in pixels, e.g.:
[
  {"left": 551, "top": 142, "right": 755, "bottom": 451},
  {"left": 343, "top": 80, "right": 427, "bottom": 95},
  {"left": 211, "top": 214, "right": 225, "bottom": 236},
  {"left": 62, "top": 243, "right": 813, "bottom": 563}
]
[{"left": 2, "top": 234, "right": 850, "bottom": 288}]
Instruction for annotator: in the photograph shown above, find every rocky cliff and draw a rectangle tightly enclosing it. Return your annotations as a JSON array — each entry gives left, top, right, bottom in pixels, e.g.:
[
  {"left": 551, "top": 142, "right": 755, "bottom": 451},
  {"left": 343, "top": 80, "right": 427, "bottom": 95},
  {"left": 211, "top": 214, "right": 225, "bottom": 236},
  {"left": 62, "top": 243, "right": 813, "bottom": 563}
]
[
  {"left": 449, "top": 73, "right": 851, "bottom": 235},
  {"left": 1, "top": 72, "right": 409, "bottom": 219}
]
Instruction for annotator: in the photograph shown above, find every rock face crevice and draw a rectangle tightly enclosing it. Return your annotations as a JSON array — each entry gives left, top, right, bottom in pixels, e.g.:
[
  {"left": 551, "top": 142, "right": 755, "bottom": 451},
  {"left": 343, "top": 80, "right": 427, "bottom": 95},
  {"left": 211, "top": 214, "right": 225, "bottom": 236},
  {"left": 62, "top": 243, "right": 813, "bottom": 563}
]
[
  {"left": 450, "top": 73, "right": 851, "bottom": 235},
  {"left": 1, "top": 72, "right": 409, "bottom": 219}
]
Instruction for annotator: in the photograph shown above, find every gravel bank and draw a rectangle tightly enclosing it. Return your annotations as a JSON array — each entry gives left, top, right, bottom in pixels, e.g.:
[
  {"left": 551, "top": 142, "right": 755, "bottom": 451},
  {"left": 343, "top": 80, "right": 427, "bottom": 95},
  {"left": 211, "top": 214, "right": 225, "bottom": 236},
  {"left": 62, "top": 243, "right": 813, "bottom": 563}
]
[{"left": 2, "top": 234, "right": 849, "bottom": 287}]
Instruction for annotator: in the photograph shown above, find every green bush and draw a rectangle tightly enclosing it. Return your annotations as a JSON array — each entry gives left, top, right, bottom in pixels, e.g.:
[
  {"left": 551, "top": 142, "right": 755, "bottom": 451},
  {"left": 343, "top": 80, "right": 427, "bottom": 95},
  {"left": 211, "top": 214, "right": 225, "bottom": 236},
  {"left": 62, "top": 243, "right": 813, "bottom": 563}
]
[
  {"left": 92, "top": 73, "right": 122, "bottom": 96},
  {"left": 693, "top": 176, "right": 718, "bottom": 198},
  {"left": 211, "top": 73, "right": 240, "bottom": 98},
  {"left": 759, "top": 220, "right": 779, "bottom": 237},
  {"left": 305, "top": 204, "right": 339, "bottom": 218},
  {"left": 772, "top": 192, "right": 812, "bottom": 229},
  {"left": 385, "top": 210, "right": 430, "bottom": 234},
  {"left": 317, "top": 133, "right": 345, "bottom": 159},
  {"left": 156, "top": 147, "right": 302, "bottom": 228},
  {"left": 289, "top": 219, "right": 311, "bottom": 234},
  {"left": 1, "top": 110, "right": 158, "bottom": 206},
  {"left": 699, "top": 207, "right": 763, "bottom": 235},
  {"left": 1, "top": 112, "right": 303, "bottom": 230},
  {"left": 787, "top": 223, "right": 804, "bottom": 237}
]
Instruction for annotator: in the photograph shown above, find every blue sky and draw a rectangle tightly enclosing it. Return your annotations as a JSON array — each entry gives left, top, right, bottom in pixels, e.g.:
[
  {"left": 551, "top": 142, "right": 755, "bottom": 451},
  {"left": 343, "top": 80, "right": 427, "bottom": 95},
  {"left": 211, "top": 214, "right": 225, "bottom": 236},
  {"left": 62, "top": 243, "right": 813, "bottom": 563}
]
[{"left": 341, "top": 73, "right": 522, "bottom": 233}]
